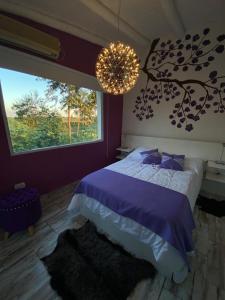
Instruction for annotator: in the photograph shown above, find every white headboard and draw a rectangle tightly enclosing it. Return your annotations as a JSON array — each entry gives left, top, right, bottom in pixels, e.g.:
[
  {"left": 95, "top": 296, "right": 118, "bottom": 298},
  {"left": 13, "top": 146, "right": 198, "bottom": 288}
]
[{"left": 122, "top": 134, "right": 224, "bottom": 161}]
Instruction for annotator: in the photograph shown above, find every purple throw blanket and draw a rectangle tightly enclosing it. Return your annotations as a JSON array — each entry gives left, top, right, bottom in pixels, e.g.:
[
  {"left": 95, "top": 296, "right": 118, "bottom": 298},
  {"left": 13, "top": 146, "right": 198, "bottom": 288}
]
[{"left": 75, "top": 168, "right": 195, "bottom": 265}]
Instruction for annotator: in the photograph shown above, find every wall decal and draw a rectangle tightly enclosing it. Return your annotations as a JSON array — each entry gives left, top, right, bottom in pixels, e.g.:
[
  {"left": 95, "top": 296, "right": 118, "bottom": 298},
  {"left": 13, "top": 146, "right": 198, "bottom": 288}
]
[{"left": 133, "top": 28, "right": 225, "bottom": 131}]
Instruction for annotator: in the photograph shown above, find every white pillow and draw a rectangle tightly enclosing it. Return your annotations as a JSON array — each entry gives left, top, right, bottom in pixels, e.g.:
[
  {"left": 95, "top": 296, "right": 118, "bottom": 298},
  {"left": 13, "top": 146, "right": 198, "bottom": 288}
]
[
  {"left": 184, "top": 157, "right": 204, "bottom": 175},
  {"left": 126, "top": 147, "right": 155, "bottom": 160}
]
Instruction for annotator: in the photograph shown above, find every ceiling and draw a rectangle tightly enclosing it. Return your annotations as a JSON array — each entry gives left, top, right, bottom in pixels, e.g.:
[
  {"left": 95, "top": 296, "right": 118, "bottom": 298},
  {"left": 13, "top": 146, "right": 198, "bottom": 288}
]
[{"left": 0, "top": 0, "right": 224, "bottom": 53}]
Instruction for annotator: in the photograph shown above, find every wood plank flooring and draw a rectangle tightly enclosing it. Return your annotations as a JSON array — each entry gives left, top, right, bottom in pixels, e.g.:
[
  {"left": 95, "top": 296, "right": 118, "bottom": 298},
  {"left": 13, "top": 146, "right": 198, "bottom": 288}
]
[{"left": 0, "top": 183, "right": 224, "bottom": 300}]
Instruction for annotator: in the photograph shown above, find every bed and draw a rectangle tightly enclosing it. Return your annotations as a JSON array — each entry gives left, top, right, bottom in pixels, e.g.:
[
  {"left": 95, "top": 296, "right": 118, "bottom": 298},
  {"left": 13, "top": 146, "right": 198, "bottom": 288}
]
[{"left": 68, "top": 145, "right": 204, "bottom": 283}]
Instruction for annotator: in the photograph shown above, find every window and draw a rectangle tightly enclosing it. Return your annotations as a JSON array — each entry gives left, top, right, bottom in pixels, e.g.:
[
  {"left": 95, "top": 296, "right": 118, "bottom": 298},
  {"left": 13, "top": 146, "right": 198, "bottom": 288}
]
[{"left": 0, "top": 67, "right": 103, "bottom": 154}]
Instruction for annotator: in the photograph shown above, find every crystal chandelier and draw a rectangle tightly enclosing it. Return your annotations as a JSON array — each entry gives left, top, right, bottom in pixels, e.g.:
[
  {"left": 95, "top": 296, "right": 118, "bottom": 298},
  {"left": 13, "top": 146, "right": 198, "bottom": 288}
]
[
  {"left": 96, "top": 41, "right": 140, "bottom": 95},
  {"left": 95, "top": 1, "right": 140, "bottom": 95}
]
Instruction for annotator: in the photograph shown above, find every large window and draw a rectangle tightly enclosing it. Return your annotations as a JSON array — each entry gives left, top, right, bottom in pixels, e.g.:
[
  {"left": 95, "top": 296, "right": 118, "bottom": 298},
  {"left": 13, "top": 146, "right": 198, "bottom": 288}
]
[{"left": 0, "top": 68, "right": 103, "bottom": 154}]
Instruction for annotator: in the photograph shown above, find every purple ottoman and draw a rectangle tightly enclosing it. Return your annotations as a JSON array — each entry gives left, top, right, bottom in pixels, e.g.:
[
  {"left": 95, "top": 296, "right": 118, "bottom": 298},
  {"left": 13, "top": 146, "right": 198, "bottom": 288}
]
[{"left": 0, "top": 188, "right": 42, "bottom": 239}]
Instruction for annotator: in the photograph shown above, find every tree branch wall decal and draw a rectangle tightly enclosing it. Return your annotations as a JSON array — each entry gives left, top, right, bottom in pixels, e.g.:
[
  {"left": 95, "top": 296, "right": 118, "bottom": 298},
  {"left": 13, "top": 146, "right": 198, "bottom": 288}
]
[{"left": 133, "top": 28, "right": 225, "bottom": 131}]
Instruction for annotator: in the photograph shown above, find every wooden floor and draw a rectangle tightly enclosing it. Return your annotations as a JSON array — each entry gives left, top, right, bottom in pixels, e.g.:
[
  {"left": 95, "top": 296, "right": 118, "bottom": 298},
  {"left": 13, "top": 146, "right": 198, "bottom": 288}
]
[{"left": 0, "top": 183, "right": 225, "bottom": 300}]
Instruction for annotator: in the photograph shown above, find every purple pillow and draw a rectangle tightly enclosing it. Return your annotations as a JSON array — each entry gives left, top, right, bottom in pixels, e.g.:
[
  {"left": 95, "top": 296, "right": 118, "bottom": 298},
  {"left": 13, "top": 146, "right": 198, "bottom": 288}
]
[
  {"left": 140, "top": 148, "right": 158, "bottom": 157},
  {"left": 142, "top": 151, "right": 161, "bottom": 165},
  {"left": 160, "top": 152, "right": 185, "bottom": 171}
]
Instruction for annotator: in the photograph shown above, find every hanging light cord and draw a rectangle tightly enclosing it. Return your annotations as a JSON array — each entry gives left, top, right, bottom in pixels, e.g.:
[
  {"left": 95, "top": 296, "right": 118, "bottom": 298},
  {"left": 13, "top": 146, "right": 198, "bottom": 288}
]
[{"left": 117, "top": 0, "right": 122, "bottom": 34}]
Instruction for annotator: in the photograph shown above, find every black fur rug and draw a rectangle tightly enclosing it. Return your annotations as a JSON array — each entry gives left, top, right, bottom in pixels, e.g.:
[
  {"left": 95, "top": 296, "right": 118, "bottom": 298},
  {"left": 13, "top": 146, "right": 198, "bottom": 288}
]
[
  {"left": 197, "top": 195, "right": 225, "bottom": 217},
  {"left": 41, "top": 222, "right": 156, "bottom": 300}
]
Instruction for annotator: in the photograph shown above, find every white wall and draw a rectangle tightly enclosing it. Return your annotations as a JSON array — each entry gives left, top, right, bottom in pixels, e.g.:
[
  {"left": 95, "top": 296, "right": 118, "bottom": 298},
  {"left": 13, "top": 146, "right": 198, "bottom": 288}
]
[{"left": 123, "top": 25, "right": 225, "bottom": 143}]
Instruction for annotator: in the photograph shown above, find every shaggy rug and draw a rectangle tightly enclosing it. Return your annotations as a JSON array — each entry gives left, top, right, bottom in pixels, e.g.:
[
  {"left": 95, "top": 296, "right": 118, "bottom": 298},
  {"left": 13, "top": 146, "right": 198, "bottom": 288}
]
[
  {"left": 197, "top": 195, "right": 225, "bottom": 217},
  {"left": 41, "top": 221, "right": 156, "bottom": 300}
]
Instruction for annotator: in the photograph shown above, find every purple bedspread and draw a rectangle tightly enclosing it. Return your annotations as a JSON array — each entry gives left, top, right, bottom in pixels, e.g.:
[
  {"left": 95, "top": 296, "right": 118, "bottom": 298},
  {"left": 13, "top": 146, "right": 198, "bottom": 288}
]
[{"left": 75, "top": 168, "right": 195, "bottom": 265}]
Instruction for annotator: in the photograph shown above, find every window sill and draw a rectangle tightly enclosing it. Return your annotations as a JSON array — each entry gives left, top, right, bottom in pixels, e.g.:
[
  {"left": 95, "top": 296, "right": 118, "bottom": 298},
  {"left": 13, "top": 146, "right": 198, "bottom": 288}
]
[{"left": 10, "top": 138, "right": 104, "bottom": 156}]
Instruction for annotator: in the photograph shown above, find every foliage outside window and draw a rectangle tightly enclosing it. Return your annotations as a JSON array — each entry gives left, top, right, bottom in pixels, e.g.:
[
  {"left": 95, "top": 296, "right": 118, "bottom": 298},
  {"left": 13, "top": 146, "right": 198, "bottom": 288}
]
[{"left": 0, "top": 68, "right": 103, "bottom": 154}]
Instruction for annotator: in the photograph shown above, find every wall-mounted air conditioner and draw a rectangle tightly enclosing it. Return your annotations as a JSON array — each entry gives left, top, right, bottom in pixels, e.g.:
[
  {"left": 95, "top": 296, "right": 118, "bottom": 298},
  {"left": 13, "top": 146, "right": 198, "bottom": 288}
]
[{"left": 0, "top": 14, "right": 61, "bottom": 59}]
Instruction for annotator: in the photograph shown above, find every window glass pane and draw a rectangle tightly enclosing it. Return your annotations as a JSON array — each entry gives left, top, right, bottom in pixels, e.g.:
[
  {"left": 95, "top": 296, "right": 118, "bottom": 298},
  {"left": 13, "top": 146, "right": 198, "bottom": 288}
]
[{"left": 0, "top": 68, "right": 102, "bottom": 154}]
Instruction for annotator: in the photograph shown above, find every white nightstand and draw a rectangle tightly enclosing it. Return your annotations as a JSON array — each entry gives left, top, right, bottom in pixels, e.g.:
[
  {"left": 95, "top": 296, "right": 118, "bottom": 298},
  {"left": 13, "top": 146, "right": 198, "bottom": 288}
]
[
  {"left": 201, "top": 160, "right": 225, "bottom": 200},
  {"left": 116, "top": 147, "right": 133, "bottom": 160}
]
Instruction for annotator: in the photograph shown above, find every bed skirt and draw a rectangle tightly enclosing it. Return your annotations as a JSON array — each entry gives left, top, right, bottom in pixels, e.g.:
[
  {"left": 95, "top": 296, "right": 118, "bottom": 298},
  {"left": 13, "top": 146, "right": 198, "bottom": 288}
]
[{"left": 68, "top": 194, "right": 192, "bottom": 283}]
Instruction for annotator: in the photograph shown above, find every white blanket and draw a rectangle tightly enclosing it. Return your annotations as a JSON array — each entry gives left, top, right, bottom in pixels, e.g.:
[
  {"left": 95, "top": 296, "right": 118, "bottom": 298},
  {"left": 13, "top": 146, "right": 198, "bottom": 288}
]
[{"left": 105, "top": 152, "right": 204, "bottom": 211}]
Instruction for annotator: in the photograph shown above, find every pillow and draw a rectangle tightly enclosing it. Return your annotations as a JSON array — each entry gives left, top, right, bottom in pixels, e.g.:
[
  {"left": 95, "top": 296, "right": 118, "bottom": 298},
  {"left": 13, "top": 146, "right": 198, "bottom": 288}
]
[
  {"left": 160, "top": 152, "right": 185, "bottom": 171},
  {"left": 140, "top": 148, "right": 158, "bottom": 157},
  {"left": 142, "top": 151, "right": 161, "bottom": 165},
  {"left": 126, "top": 147, "right": 153, "bottom": 160},
  {"left": 184, "top": 157, "right": 204, "bottom": 175}
]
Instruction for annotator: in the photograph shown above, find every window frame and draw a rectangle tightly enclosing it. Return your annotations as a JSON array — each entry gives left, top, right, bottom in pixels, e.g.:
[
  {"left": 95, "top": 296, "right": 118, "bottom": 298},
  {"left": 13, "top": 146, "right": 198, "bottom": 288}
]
[{"left": 0, "top": 46, "right": 104, "bottom": 156}]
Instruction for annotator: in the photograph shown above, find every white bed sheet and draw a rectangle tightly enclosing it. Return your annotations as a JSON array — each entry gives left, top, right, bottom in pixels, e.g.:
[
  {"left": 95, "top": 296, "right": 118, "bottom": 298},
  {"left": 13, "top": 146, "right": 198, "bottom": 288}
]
[
  {"left": 106, "top": 153, "right": 203, "bottom": 211},
  {"left": 68, "top": 152, "right": 203, "bottom": 281}
]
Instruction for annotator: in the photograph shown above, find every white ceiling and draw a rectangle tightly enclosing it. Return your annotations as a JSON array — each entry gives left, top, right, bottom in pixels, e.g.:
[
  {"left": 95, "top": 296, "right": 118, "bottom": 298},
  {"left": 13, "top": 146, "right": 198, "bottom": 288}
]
[{"left": 0, "top": 0, "right": 224, "bottom": 53}]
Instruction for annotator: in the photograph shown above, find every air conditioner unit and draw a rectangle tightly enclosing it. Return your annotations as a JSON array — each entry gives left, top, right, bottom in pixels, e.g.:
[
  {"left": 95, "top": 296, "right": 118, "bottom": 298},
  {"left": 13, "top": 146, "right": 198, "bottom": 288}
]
[{"left": 0, "top": 14, "right": 61, "bottom": 59}]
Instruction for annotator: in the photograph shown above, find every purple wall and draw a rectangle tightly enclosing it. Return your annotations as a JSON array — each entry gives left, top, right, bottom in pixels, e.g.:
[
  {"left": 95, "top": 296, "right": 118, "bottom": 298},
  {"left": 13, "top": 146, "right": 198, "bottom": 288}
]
[{"left": 0, "top": 13, "right": 123, "bottom": 195}]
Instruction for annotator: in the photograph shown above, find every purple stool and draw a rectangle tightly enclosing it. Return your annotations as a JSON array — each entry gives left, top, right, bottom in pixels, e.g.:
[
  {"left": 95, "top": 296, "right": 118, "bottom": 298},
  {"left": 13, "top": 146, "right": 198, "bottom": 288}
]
[{"left": 0, "top": 188, "right": 42, "bottom": 239}]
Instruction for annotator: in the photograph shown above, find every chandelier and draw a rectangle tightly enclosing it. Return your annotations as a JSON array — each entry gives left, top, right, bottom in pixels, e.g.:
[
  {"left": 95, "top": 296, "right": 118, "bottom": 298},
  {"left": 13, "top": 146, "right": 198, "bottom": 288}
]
[
  {"left": 96, "top": 41, "right": 140, "bottom": 95},
  {"left": 95, "top": 0, "right": 140, "bottom": 95}
]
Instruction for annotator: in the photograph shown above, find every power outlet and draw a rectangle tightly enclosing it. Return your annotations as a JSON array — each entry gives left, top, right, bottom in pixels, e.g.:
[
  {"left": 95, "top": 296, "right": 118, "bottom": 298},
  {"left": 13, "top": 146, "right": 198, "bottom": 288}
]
[{"left": 14, "top": 182, "right": 26, "bottom": 190}]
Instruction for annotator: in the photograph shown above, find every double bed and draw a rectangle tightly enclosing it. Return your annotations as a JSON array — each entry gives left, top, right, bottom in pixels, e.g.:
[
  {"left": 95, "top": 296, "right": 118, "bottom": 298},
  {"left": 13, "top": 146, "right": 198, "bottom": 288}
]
[{"left": 68, "top": 143, "right": 205, "bottom": 283}]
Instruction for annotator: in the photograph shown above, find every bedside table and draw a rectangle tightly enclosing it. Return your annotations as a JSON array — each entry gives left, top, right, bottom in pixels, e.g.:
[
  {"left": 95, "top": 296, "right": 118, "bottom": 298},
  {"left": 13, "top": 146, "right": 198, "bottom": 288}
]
[
  {"left": 116, "top": 147, "right": 133, "bottom": 160},
  {"left": 201, "top": 160, "right": 225, "bottom": 200}
]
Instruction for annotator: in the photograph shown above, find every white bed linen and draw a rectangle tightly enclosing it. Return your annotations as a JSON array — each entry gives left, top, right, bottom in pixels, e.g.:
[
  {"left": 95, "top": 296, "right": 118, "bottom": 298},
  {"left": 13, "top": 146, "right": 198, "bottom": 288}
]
[
  {"left": 68, "top": 153, "right": 203, "bottom": 282},
  {"left": 105, "top": 154, "right": 203, "bottom": 211}
]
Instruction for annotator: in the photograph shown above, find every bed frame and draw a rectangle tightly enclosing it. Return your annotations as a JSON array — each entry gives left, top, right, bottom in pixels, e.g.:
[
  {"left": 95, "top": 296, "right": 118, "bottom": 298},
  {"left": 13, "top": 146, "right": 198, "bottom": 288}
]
[
  {"left": 70, "top": 135, "right": 224, "bottom": 283},
  {"left": 122, "top": 134, "right": 224, "bottom": 161}
]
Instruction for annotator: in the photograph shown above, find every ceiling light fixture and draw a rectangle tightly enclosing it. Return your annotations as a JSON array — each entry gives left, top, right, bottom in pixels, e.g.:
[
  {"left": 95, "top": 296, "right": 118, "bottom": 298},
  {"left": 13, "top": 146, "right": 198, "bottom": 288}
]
[{"left": 95, "top": 0, "right": 140, "bottom": 95}]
